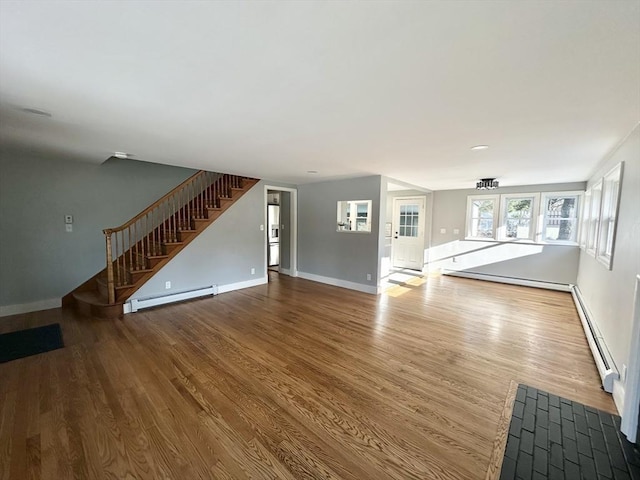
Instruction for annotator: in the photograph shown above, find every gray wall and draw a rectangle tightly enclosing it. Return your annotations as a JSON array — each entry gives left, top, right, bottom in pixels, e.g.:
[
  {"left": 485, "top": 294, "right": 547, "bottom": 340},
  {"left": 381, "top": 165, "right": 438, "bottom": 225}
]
[
  {"left": 576, "top": 125, "right": 640, "bottom": 378},
  {"left": 430, "top": 182, "right": 586, "bottom": 284},
  {"left": 0, "top": 146, "right": 196, "bottom": 307},
  {"left": 130, "top": 180, "right": 267, "bottom": 299},
  {"left": 298, "top": 176, "right": 381, "bottom": 288}
]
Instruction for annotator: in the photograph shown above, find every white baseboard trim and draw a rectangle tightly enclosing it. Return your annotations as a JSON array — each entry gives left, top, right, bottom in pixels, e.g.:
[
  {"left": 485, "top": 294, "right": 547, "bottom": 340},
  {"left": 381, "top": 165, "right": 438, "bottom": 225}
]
[
  {"left": 297, "top": 271, "right": 377, "bottom": 294},
  {"left": 217, "top": 276, "right": 268, "bottom": 294},
  {"left": 0, "top": 298, "right": 62, "bottom": 317},
  {"left": 279, "top": 268, "right": 291, "bottom": 276},
  {"left": 442, "top": 270, "right": 572, "bottom": 292},
  {"left": 613, "top": 379, "right": 626, "bottom": 416}
]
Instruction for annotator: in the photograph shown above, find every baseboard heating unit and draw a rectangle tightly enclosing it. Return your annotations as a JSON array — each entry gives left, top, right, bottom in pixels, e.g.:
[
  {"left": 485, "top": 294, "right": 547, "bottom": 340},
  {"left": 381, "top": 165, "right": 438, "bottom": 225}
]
[
  {"left": 571, "top": 285, "right": 618, "bottom": 393},
  {"left": 127, "top": 285, "right": 217, "bottom": 313}
]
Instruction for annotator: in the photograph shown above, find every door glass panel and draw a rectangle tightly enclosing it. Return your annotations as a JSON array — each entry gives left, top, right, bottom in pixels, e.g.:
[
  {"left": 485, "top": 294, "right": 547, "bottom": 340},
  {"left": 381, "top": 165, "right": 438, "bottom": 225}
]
[{"left": 399, "top": 203, "right": 419, "bottom": 237}]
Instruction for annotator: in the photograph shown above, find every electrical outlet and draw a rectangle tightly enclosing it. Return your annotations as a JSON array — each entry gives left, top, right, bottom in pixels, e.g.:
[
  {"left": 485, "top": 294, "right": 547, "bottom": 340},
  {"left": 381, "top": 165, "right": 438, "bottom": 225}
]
[
  {"left": 366, "top": 273, "right": 372, "bottom": 281},
  {"left": 453, "top": 228, "right": 460, "bottom": 235},
  {"left": 65, "top": 224, "right": 73, "bottom": 233},
  {"left": 64, "top": 214, "right": 73, "bottom": 224},
  {"left": 452, "top": 256, "right": 457, "bottom": 263},
  {"left": 260, "top": 224, "right": 264, "bottom": 231},
  {"left": 251, "top": 268, "right": 255, "bottom": 275},
  {"left": 165, "top": 281, "right": 171, "bottom": 289},
  {"left": 440, "top": 228, "right": 446, "bottom": 234}
]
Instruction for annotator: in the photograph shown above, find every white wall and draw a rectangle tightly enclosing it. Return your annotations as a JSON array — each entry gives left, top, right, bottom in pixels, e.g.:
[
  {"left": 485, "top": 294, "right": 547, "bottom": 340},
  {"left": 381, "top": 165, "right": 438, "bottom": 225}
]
[
  {"left": 429, "top": 182, "right": 586, "bottom": 285},
  {"left": 576, "top": 124, "right": 640, "bottom": 408}
]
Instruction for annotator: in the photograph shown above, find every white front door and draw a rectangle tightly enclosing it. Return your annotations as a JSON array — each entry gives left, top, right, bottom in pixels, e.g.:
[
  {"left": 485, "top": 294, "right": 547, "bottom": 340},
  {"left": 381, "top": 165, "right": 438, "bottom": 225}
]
[{"left": 392, "top": 197, "right": 426, "bottom": 271}]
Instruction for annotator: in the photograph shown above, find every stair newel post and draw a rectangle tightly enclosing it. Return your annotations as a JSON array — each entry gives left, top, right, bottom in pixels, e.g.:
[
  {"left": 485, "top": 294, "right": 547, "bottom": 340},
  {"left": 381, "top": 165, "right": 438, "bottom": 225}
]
[{"left": 103, "top": 229, "right": 116, "bottom": 305}]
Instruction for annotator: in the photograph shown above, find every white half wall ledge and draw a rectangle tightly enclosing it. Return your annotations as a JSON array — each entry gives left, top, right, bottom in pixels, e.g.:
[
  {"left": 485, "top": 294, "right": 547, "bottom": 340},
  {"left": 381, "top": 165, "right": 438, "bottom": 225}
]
[
  {"left": 441, "top": 270, "right": 572, "bottom": 292},
  {"left": 297, "top": 271, "right": 378, "bottom": 295},
  {"left": 0, "top": 298, "right": 62, "bottom": 317}
]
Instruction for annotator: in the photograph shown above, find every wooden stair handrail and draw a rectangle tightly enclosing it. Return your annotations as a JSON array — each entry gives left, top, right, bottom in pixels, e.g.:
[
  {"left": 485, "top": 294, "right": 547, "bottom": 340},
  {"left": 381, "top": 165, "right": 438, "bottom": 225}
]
[
  {"left": 103, "top": 170, "right": 206, "bottom": 234},
  {"left": 100, "top": 171, "right": 252, "bottom": 306}
]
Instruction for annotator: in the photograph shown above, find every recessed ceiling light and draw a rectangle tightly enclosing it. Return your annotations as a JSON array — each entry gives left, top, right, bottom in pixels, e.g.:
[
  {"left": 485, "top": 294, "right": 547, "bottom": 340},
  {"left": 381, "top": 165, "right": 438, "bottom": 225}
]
[
  {"left": 19, "top": 107, "right": 52, "bottom": 117},
  {"left": 306, "top": 170, "right": 318, "bottom": 174},
  {"left": 114, "top": 152, "right": 131, "bottom": 159},
  {"left": 470, "top": 145, "right": 489, "bottom": 151}
]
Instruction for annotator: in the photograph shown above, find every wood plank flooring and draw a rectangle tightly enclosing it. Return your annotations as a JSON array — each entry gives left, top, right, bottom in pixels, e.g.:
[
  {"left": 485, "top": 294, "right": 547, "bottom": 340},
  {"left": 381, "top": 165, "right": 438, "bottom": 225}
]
[{"left": 0, "top": 273, "right": 615, "bottom": 479}]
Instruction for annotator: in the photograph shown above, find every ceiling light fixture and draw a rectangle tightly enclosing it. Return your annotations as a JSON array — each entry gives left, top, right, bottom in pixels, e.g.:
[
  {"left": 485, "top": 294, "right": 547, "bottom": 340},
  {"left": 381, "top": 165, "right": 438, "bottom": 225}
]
[
  {"left": 476, "top": 178, "right": 499, "bottom": 190},
  {"left": 306, "top": 170, "right": 318, "bottom": 174},
  {"left": 114, "top": 152, "right": 130, "bottom": 159},
  {"left": 470, "top": 145, "right": 489, "bottom": 151}
]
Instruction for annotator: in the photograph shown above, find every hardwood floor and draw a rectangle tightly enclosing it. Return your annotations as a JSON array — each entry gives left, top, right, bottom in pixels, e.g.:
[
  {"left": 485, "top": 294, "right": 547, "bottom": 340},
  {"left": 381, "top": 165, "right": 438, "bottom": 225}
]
[{"left": 0, "top": 273, "right": 615, "bottom": 479}]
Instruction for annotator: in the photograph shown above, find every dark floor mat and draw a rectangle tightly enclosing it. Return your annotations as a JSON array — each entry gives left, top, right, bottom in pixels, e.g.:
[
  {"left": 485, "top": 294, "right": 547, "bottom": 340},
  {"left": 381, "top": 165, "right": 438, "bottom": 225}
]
[{"left": 0, "top": 323, "right": 64, "bottom": 363}]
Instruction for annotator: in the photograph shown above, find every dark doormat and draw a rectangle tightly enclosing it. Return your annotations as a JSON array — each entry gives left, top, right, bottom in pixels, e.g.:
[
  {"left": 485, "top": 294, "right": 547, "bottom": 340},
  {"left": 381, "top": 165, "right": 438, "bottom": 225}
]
[
  {"left": 493, "top": 383, "right": 640, "bottom": 480},
  {"left": 0, "top": 323, "right": 64, "bottom": 363}
]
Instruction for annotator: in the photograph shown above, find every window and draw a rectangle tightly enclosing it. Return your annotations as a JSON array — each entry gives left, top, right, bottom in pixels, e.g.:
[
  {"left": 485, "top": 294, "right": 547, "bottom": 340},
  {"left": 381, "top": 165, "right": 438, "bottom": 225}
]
[
  {"left": 541, "top": 192, "right": 581, "bottom": 243},
  {"left": 586, "top": 180, "right": 602, "bottom": 256},
  {"left": 579, "top": 189, "right": 591, "bottom": 249},
  {"left": 337, "top": 200, "right": 372, "bottom": 233},
  {"left": 466, "top": 195, "right": 498, "bottom": 239},
  {"left": 597, "top": 163, "right": 623, "bottom": 269},
  {"left": 465, "top": 191, "right": 583, "bottom": 244},
  {"left": 499, "top": 194, "right": 539, "bottom": 241},
  {"left": 399, "top": 204, "right": 420, "bottom": 237}
]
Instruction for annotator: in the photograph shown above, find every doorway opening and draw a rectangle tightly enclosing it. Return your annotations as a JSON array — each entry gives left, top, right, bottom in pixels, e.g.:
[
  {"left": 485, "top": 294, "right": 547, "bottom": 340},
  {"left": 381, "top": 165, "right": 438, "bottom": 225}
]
[{"left": 264, "top": 185, "right": 297, "bottom": 280}]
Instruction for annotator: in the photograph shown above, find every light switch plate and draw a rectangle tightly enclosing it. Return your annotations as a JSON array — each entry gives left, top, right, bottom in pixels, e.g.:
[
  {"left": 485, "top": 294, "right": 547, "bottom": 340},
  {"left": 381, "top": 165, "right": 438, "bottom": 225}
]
[
  {"left": 440, "top": 228, "right": 446, "bottom": 234},
  {"left": 64, "top": 215, "right": 73, "bottom": 224},
  {"left": 65, "top": 224, "right": 73, "bottom": 232},
  {"left": 453, "top": 228, "right": 460, "bottom": 235}
]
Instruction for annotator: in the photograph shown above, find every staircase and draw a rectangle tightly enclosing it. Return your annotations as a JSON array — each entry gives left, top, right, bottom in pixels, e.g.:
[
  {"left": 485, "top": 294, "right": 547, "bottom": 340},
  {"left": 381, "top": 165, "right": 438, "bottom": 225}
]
[{"left": 63, "top": 171, "right": 259, "bottom": 318}]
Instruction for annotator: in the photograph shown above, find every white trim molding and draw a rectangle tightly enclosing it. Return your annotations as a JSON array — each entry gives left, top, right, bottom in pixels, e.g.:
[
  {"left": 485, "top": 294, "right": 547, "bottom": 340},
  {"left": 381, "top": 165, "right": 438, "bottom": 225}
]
[
  {"left": 297, "top": 271, "right": 377, "bottom": 295},
  {"left": 442, "top": 270, "right": 572, "bottom": 292},
  {"left": 621, "top": 274, "right": 640, "bottom": 442},
  {"left": 0, "top": 298, "right": 62, "bottom": 317},
  {"left": 217, "top": 276, "right": 268, "bottom": 294}
]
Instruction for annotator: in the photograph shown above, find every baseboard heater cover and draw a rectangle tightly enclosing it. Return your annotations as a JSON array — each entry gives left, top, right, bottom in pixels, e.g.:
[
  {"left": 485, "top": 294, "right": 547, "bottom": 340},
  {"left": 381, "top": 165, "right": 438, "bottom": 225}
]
[
  {"left": 571, "top": 285, "right": 618, "bottom": 393},
  {"left": 441, "top": 270, "right": 572, "bottom": 292},
  {"left": 128, "top": 285, "right": 217, "bottom": 313}
]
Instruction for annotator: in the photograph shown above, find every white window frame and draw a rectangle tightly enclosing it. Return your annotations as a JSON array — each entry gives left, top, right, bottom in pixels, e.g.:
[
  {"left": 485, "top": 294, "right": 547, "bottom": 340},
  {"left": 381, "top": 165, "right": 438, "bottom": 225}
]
[
  {"left": 586, "top": 180, "right": 602, "bottom": 256},
  {"left": 597, "top": 162, "right": 623, "bottom": 269},
  {"left": 579, "top": 188, "right": 591, "bottom": 250},
  {"left": 498, "top": 193, "right": 540, "bottom": 242},
  {"left": 539, "top": 191, "right": 582, "bottom": 245},
  {"left": 465, "top": 194, "right": 499, "bottom": 240}
]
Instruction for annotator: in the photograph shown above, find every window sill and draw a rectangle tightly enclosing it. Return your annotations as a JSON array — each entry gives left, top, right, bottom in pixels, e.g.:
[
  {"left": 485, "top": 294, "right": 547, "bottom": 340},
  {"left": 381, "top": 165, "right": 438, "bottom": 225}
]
[{"left": 464, "top": 237, "right": 579, "bottom": 247}]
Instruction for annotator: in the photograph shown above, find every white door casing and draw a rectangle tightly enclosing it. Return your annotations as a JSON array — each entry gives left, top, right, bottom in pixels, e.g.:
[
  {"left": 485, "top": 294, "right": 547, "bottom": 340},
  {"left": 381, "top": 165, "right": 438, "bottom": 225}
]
[{"left": 392, "top": 197, "right": 426, "bottom": 271}]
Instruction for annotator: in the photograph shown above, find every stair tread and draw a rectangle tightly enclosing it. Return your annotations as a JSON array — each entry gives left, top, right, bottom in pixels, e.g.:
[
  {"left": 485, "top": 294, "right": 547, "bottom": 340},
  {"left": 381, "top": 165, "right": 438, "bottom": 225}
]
[{"left": 146, "top": 254, "right": 169, "bottom": 259}]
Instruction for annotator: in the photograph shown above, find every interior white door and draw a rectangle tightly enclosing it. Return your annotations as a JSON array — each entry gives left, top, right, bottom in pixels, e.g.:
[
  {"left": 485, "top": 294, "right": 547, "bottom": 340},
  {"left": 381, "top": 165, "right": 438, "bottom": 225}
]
[{"left": 392, "top": 197, "right": 426, "bottom": 271}]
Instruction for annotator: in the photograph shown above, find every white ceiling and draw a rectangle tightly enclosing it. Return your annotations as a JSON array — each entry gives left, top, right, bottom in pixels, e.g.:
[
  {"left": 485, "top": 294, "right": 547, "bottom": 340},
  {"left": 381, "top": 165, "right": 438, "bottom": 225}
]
[{"left": 0, "top": 1, "right": 638, "bottom": 190}]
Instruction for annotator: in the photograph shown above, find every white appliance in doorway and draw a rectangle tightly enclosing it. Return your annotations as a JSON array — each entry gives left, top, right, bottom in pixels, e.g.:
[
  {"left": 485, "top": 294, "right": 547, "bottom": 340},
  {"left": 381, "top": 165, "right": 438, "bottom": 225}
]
[
  {"left": 267, "top": 204, "right": 280, "bottom": 267},
  {"left": 392, "top": 196, "right": 426, "bottom": 271}
]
